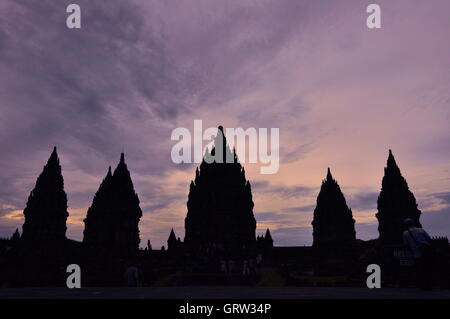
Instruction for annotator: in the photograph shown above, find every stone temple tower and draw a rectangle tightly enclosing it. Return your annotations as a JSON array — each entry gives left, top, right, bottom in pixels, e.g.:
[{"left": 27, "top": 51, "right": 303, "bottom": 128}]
[
  {"left": 83, "top": 153, "right": 142, "bottom": 255},
  {"left": 22, "top": 147, "right": 69, "bottom": 242},
  {"left": 376, "top": 150, "right": 421, "bottom": 247},
  {"left": 312, "top": 168, "right": 356, "bottom": 273},
  {"left": 184, "top": 126, "right": 256, "bottom": 254},
  {"left": 312, "top": 168, "right": 356, "bottom": 249}
]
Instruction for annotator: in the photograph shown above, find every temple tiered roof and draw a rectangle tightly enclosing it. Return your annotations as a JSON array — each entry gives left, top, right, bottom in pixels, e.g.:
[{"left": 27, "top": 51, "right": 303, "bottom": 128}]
[
  {"left": 83, "top": 153, "right": 142, "bottom": 255},
  {"left": 184, "top": 126, "right": 256, "bottom": 253},
  {"left": 312, "top": 168, "right": 356, "bottom": 249},
  {"left": 376, "top": 150, "right": 422, "bottom": 246},
  {"left": 22, "top": 147, "right": 68, "bottom": 242}
]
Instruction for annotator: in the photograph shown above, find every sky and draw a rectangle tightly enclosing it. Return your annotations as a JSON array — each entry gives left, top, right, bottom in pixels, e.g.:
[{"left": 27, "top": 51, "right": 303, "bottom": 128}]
[{"left": 0, "top": 0, "right": 449, "bottom": 248}]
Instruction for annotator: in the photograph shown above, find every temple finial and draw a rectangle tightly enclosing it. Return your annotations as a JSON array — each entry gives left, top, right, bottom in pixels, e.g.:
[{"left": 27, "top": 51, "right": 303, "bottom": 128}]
[
  {"left": 168, "top": 228, "right": 176, "bottom": 241},
  {"left": 326, "top": 167, "right": 333, "bottom": 181},
  {"left": 265, "top": 228, "right": 273, "bottom": 242},
  {"left": 387, "top": 149, "right": 398, "bottom": 169},
  {"left": 120, "top": 152, "right": 125, "bottom": 163},
  {"left": 48, "top": 146, "right": 59, "bottom": 163}
]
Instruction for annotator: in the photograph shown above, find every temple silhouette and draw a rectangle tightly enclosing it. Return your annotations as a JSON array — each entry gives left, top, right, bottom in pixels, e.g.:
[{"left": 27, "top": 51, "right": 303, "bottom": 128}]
[
  {"left": 376, "top": 150, "right": 422, "bottom": 247},
  {"left": 0, "top": 127, "right": 449, "bottom": 287},
  {"left": 21, "top": 147, "right": 69, "bottom": 243},
  {"left": 184, "top": 126, "right": 256, "bottom": 255},
  {"left": 83, "top": 153, "right": 142, "bottom": 256},
  {"left": 312, "top": 168, "right": 357, "bottom": 274}
]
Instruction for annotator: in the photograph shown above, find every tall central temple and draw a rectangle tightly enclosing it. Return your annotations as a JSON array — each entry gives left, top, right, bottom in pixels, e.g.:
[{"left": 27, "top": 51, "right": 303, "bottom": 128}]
[{"left": 184, "top": 126, "right": 257, "bottom": 253}]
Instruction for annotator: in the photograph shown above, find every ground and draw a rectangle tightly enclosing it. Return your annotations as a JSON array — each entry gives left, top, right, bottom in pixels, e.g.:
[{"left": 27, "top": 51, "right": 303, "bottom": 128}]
[{"left": 0, "top": 287, "right": 450, "bottom": 299}]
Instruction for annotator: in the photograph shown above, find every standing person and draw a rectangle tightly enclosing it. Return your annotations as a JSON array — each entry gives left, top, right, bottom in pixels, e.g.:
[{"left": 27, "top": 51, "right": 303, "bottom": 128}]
[
  {"left": 242, "top": 259, "right": 249, "bottom": 276},
  {"left": 256, "top": 253, "right": 263, "bottom": 267},
  {"left": 228, "top": 259, "right": 235, "bottom": 273},
  {"left": 220, "top": 259, "right": 227, "bottom": 273},
  {"left": 256, "top": 253, "right": 263, "bottom": 272},
  {"left": 402, "top": 218, "right": 434, "bottom": 289},
  {"left": 249, "top": 258, "right": 256, "bottom": 274},
  {"left": 125, "top": 263, "right": 140, "bottom": 287}
]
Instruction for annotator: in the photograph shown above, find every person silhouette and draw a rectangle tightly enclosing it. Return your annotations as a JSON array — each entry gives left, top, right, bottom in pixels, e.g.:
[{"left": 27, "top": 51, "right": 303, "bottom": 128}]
[
  {"left": 242, "top": 259, "right": 249, "bottom": 276},
  {"left": 402, "top": 218, "right": 434, "bottom": 289},
  {"left": 124, "top": 263, "right": 140, "bottom": 287}
]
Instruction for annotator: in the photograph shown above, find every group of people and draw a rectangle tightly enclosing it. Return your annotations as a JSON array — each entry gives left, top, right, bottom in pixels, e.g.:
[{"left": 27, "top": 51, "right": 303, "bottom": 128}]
[
  {"left": 123, "top": 221, "right": 434, "bottom": 288},
  {"left": 219, "top": 253, "right": 263, "bottom": 276}
]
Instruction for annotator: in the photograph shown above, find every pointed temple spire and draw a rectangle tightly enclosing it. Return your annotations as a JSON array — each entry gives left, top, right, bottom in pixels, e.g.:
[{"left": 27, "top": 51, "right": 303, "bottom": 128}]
[
  {"left": 265, "top": 228, "right": 272, "bottom": 241},
  {"left": 83, "top": 153, "right": 142, "bottom": 256},
  {"left": 326, "top": 167, "right": 333, "bottom": 182},
  {"left": 205, "top": 125, "right": 236, "bottom": 164},
  {"left": 49, "top": 146, "right": 58, "bottom": 162},
  {"left": 376, "top": 150, "right": 421, "bottom": 246},
  {"left": 386, "top": 149, "right": 401, "bottom": 176},
  {"left": 21, "top": 147, "right": 68, "bottom": 242},
  {"left": 167, "top": 229, "right": 178, "bottom": 251},
  {"left": 312, "top": 168, "right": 356, "bottom": 250},
  {"left": 311, "top": 168, "right": 356, "bottom": 273},
  {"left": 264, "top": 228, "right": 274, "bottom": 248},
  {"left": 168, "top": 228, "right": 176, "bottom": 242},
  {"left": 83, "top": 167, "right": 114, "bottom": 248},
  {"left": 11, "top": 228, "right": 20, "bottom": 241},
  {"left": 184, "top": 125, "right": 256, "bottom": 254}
]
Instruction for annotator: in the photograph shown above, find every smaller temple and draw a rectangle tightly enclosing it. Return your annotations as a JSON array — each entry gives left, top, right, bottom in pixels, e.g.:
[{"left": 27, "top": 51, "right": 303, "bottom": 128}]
[
  {"left": 312, "top": 168, "right": 356, "bottom": 273},
  {"left": 376, "top": 150, "right": 422, "bottom": 247},
  {"left": 83, "top": 167, "right": 113, "bottom": 249},
  {"left": 83, "top": 153, "right": 142, "bottom": 256},
  {"left": 10, "top": 229, "right": 20, "bottom": 242},
  {"left": 167, "top": 229, "right": 178, "bottom": 251},
  {"left": 257, "top": 228, "right": 274, "bottom": 252},
  {"left": 21, "top": 147, "right": 69, "bottom": 243},
  {"left": 264, "top": 229, "right": 273, "bottom": 247}
]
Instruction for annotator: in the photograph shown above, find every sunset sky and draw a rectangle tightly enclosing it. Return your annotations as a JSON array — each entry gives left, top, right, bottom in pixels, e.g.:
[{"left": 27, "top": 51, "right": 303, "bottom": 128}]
[{"left": 0, "top": 0, "right": 449, "bottom": 248}]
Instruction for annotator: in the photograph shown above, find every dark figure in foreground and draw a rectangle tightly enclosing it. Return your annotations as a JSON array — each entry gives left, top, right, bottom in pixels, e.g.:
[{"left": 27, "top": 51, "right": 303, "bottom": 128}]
[
  {"left": 125, "top": 263, "right": 140, "bottom": 287},
  {"left": 403, "top": 218, "right": 434, "bottom": 289}
]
